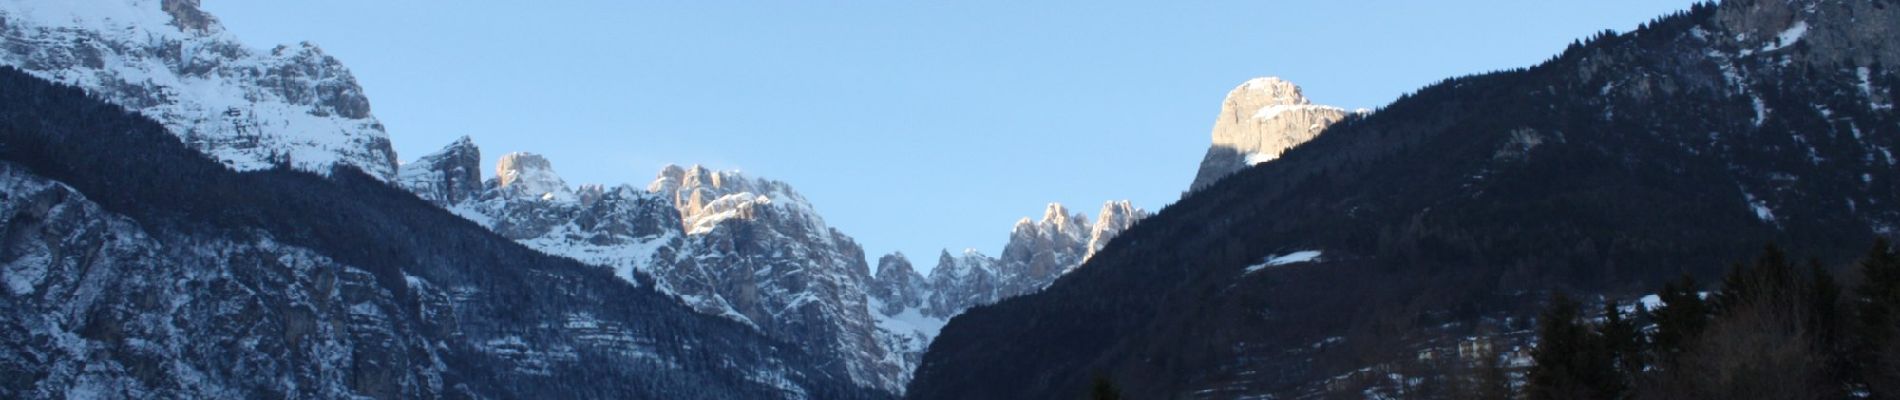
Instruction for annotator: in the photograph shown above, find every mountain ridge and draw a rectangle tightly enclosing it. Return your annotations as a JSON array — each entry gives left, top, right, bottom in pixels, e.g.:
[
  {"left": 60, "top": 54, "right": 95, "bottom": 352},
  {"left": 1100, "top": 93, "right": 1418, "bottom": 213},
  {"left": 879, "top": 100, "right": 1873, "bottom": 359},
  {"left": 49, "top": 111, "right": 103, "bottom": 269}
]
[
  {"left": 910, "top": 0, "right": 1900, "bottom": 398},
  {"left": 0, "top": 0, "right": 399, "bottom": 179},
  {"left": 0, "top": 64, "right": 887, "bottom": 399}
]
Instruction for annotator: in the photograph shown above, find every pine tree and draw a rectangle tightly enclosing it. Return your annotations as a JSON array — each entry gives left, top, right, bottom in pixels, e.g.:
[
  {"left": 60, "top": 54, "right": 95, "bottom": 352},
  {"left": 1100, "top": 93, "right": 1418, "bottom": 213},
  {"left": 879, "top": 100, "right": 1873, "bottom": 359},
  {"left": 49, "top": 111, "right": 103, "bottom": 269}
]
[
  {"left": 1807, "top": 259, "right": 1850, "bottom": 393},
  {"left": 1598, "top": 299, "right": 1643, "bottom": 391},
  {"left": 1649, "top": 274, "right": 1708, "bottom": 365},
  {"left": 1715, "top": 244, "right": 1798, "bottom": 315},
  {"left": 1717, "top": 262, "right": 1749, "bottom": 315},
  {"left": 1090, "top": 376, "right": 1123, "bottom": 400},
  {"left": 1529, "top": 293, "right": 1622, "bottom": 400},
  {"left": 1859, "top": 239, "right": 1900, "bottom": 351},
  {"left": 1855, "top": 238, "right": 1900, "bottom": 397},
  {"left": 1474, "top": 349, "right": 1516, "bottom": 400}
]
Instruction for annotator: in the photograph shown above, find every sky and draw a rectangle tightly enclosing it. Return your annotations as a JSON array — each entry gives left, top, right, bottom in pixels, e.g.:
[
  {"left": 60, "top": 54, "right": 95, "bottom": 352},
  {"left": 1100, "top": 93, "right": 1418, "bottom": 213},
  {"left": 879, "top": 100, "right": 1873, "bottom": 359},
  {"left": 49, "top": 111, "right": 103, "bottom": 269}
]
[{"left": 202, "top": 0, "right": 1701, "bottom": 272}]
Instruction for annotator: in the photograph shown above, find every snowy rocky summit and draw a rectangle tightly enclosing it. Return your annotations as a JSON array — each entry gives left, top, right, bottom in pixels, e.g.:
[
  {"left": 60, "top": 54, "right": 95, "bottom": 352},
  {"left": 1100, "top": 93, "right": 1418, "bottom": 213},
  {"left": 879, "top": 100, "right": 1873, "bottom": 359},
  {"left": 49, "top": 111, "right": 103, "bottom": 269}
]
[
  {"left": 1189, "top": 77, "right": 1352, "bottom": 191},
  {"left": 395, "top": 136, "right": 1154, "bottom": 393},
  {"left": 495, "top": 152, "right": 573, "bottom": 200},
  {"left": 0, "top": 0, "right": 400, "bottom": 179},
  {"left": 399, "top": 139, "right": 912, "bottom": 393},
  {"left": 395, "top": 136, "right": 483, "bottom": 205}
]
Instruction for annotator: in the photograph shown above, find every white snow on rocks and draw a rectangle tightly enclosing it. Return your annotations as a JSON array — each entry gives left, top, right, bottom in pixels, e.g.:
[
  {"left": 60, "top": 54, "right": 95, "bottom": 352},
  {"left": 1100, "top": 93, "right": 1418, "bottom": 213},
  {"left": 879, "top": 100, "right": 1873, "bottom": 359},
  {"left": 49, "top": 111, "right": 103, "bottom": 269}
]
[
  {"left": 1246, "top": 250, "right": 1324, "bottom": 274},
  {"left": 1761, "top": 20, "right": 1809, "bottom": 52},
  {"left": 0, "top": 0, "right": 400, "bottom": 179}
]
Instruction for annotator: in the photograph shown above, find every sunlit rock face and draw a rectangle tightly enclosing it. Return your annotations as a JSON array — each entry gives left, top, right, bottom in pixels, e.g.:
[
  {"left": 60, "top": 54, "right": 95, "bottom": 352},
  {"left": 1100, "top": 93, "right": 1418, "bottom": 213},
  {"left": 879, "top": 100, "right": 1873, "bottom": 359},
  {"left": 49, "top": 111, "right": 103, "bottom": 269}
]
[{"left": 1189, "top": 77, "right": 1349, "bottom": 192}]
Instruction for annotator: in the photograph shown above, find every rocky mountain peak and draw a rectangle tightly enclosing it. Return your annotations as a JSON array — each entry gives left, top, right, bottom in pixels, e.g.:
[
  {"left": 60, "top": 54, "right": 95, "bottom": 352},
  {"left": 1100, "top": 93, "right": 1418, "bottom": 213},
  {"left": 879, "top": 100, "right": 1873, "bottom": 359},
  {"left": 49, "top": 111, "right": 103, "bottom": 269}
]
[
  {"left": 646, "top": 164, "right": 820, "bottom": 235},
  {"left": 1084, "top": 200, "right": 1149, "bottom": 262},
  {"left": 876, "top": 253, "right": 918, "bottom": 284},
  {"left": 495, "top": 152, "right": 569, "bottom": 200},
  {"left": 395, "top": 136, "right": 482, "bottom": 206},
  {"left": 1189, "top": 77, "right": 1350, "bottom": 192},
  {"left": 870, "top": 253, "right": 927, "bottom": 315},
  {"left": 1234, "top": 77, "right": 1313, "bottom": 107},
  {"left": 1044, "top": 203, "right": 1084, "bottom": 226},
  {"left": 160, "top": 0, "right": 216, "bottom": 33},
  {"left": 1002, "top": 203, "right": 1091, "bottom": 281},
  {"left": 0, "top": 0, "right": 400, "bottom": 179},
  {"left": 1018, "top": 202, "right": 1090, "bottom": 238}
]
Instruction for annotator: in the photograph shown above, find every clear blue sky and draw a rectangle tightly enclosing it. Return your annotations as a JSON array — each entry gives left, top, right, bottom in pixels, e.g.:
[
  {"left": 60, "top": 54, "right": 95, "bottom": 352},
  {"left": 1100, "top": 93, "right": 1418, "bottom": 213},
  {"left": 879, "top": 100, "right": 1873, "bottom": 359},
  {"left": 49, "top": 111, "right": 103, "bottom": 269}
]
[{"left": 203, "top": 1, "right": 1699, "bottom": 272}]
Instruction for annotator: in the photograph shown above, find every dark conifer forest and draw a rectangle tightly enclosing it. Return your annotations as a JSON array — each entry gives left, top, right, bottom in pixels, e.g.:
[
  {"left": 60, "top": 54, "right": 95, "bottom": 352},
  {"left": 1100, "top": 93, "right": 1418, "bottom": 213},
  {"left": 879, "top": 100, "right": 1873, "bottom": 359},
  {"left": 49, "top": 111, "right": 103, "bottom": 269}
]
[
  {"left": 910, "top": 1, "right": 1900, "bottom": 398},
  {"left": 1527, "top": 242, "right": 1900, "bottom": 399}
]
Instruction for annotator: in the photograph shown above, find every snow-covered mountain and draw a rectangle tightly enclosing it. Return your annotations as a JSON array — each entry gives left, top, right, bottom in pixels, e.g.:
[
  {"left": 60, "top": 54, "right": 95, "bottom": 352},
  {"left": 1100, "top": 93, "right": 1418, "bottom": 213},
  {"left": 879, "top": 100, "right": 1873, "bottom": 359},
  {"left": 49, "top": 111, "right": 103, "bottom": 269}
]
[
  {"left": 0, "top": 0, "right": 398, "bottom": 179},
  {"left": 395, "top": 135, "right": 1156, "bottom": 392},
  {"left": 0, "top": 66, "right": 884, "bottom": 399},
  {"left": 1188, "top": 77, "right": 1351, "bottom": 192},
  {"left": 394, "top": 136, "right": 483, "bottom": 205},
  {"left": 0, "top": 2, "right": 894, "bottom": 398},
  {"left": 0, "top": 0, "right": 1157, "bottom": 393},
  {"left": 397, "top": 141, "right": 913, "bottom": 393}
]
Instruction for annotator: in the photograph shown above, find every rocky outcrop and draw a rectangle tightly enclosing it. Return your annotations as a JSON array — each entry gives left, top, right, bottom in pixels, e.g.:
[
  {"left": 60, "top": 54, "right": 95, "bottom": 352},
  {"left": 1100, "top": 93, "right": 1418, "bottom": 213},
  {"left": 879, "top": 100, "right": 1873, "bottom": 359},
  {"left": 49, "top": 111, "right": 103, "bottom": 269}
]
[
  {"left": 1085, "top": 200, "right": 1149, "bottom": 262},
  {"left": 870, "top": 200, "right": 1148, "bottom": 325},
  {"left": 919, "top": 249, "right": 1005, "bottom": 318},
  {"left": 396, "top": 136, "right": 483, "bottom": 206},
  {"left": 645, "top": 165, "right": 903, "bottom": 392},
  {"left": 994, "top": 204, "right": 1093, "bottom": 297},
  {"left": 1188, "top": 77, "right": 1349, "bottom": 192},
  {"left": 869, "top": 254, "right": 927, "bottom": 316},
  {"left": 0, "top": 164, "right": 456, "bottom": 399},
  {"left": 495, "top": 152, "right": 571, "bottom": 200},
  {"left": 1715, "top": 0, "right": 1900, "bottom": 67},
  {"left": 399, "top": 139, "right": 908, "bottom": 393},
  {"left": 0, "top": 0, "right": 399, "bottom": 179},
  {"left": 858, "top": 201, "right": 1148, "bottom": 385},
  {"left": 160, "top": 0, "right": 214, "bottom": 32},
  {"left": 913, "top": 201, "right": 1148, "bottom": 317}
]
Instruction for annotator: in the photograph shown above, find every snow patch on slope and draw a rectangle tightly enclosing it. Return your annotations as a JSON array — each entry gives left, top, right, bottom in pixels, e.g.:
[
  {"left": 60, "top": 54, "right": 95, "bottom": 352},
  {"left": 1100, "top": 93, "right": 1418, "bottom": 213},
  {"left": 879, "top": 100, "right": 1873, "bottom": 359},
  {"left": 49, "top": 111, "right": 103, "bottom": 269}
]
[
  {"left": 1761, "top": 20, "right": 1808, "bottom": 52},
  {"left": 1246, "top": 250, "right": 1324, "bottom": 274},
  {"left": 1744, "top": 192, "right": 1776, "bottom": 223}
]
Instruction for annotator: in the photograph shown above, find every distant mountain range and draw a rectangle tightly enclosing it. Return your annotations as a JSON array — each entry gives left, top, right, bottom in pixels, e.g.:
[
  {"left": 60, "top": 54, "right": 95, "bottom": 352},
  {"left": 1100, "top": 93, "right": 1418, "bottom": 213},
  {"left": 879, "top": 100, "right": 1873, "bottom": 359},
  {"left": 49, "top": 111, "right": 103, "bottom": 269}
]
[{"left": 0, "top": 0, "right": 1184, "bottom": 396}]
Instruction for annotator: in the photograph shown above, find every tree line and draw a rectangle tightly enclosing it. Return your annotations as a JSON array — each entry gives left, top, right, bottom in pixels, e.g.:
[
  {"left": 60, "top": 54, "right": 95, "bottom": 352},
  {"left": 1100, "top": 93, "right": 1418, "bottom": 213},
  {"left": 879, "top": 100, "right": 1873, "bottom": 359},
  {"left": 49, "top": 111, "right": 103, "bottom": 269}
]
[{"left": 1528, "top": 240, "right": 1900, "bottom": 399}]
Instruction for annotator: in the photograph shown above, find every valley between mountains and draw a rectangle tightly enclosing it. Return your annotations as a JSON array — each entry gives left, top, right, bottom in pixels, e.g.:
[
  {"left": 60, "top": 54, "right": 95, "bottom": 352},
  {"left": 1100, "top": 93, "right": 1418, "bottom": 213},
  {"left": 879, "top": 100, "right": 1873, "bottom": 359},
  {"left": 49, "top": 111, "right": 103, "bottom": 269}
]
[{"left": 5, "top": 0, "right": 1900, "bottom": 399}]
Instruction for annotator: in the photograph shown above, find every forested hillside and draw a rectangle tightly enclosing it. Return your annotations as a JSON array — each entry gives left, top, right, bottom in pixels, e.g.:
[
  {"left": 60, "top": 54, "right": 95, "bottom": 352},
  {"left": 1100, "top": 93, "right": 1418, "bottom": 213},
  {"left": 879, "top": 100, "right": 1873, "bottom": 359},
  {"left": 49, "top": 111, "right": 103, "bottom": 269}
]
[{"left": 910, "top": 1, "right": 1900, "bottom": 398}]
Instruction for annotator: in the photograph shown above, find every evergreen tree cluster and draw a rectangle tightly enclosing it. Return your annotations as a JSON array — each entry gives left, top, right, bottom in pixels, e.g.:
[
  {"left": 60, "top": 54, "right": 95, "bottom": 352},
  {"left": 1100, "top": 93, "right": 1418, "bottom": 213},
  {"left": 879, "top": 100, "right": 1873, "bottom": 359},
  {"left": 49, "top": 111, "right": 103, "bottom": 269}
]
[{"left": 1528, "top": 241, "right": 1900, "bottom": 399}]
